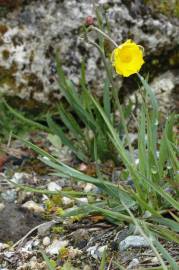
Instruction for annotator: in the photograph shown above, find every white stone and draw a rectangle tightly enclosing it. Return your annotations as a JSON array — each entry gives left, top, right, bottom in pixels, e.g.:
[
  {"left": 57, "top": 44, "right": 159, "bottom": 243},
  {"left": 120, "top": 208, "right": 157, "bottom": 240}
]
[
  {"left": 11, "top": 172, "right": 26, "bottom": 184},
  {"left": 62, "top": 196, "right": 74, "bottom": 205},
  {"left": 127, "top": 258, "right": 140, "bottom": 269},
  {"left": 22, "top": 200, "right": 44, "bottom": 214},
  {"left": 47, "top": 182, "right": 62, "bottom": 192},
  {"left": 38, "top": 220, "right": 56, "bottom": 236},
  {"left": 97, "top": 245, "right": 107, "bottom": 258},
  {"left": 46, "top": 239, "right": 68, "bottom": 255},
  {"left": 0, "top": 242, "right": 9, "bottom": 251},
  {"left": 76, "top": 197, "right": 88, "bottom": 205},
  {"left": 119, "top": 236, "right": 150, "bottom": 251},
  {"left": 84, "top": 183, "right": 96, "bottom": 192},
  {"left": 43, "top": 236, "right": 50, "bottom": 246},
  {"left": 87, "top": 245, "right": 98, "bottom": 259}
]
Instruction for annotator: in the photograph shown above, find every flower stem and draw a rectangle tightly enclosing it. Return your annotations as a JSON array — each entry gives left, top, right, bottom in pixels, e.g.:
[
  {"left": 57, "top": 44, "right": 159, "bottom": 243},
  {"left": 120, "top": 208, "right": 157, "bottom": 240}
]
[{"left": 88, "top": 26, "right": 118, "bottom": 48}]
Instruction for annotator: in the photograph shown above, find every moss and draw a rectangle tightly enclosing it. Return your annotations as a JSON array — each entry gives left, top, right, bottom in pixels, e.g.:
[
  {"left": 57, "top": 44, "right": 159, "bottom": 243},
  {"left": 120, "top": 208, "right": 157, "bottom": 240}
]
[
  {"left": 145, "top": 0, "right": 179, "bottom": 18},
  {"left": 24, "top": 73, "right": 44, "bottom": 92},
  {"left": 51, "top": 225, "right": 65, "bottom": 234},
  {"left": 58, "top": 247, "right": 69, "bottom": 259},
  {"left": 0, "top": 24, "right": 8, "bottom": 35},
  {"left": 0, "top": 63, "right": 17, "bottom": 88},
  {"left": 169, "top": 51, "right": 179, "bottom": 66},
  {"left": 2, "top": 49, "right": 10, "bottom": 60}
]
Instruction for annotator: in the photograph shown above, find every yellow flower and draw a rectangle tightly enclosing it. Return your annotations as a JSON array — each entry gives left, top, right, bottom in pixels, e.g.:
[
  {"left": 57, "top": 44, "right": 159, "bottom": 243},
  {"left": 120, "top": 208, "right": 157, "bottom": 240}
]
[{"left": 111, "top": 39, "right": 144, "bottom": 77}]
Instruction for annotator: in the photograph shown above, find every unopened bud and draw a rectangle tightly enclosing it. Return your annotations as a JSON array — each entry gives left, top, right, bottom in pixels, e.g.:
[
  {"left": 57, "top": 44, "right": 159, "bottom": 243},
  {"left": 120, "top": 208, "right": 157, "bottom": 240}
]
[{"left": 85, "top": 16, "right": 94, "bottom": 26}]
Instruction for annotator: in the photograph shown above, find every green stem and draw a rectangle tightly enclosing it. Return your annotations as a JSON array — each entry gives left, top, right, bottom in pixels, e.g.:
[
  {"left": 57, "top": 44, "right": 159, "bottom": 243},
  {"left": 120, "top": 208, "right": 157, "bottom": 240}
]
[{"left": 87, "top": 38, "right": 134, "bottom": 162}]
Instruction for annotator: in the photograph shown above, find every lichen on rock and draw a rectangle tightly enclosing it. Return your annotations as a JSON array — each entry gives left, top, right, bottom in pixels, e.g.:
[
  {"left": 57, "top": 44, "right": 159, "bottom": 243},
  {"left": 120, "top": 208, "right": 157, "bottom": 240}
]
[{"left": 0, "top": 0, "right": 178, "bottom": 107}]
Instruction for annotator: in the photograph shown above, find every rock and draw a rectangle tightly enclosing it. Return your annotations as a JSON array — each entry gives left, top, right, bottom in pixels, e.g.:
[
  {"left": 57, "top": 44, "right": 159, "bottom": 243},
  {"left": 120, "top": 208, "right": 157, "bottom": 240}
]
[
  {"left": 119, "top": 235, "right": 150, "bottom": 251},
  {"left": 87, "top": 245, "right": 107, "bottom": 259},
  {"left": 1, "top": 189, "right": 17, "bottom": 202},
  {"left": 0, "top": 1, "right": 178, "bottom": 105},
  {"left": 11, "top": 172, "right": 27, "bottom": 184},
  {"left": 0, "top": 203, "right": 43, "bottom": 242},
  {"left": 0, "top": 203, "right": 5, "bottom": 212},
  {"left": 0, "top": 242, "right": 9, "bottom": 251},
  {"left": 76, "top": 197, "right": 88, "bottom": 205},
  {"left": 46, "top": 239, "right": 69, "bottom": 255},
  {"left": 42, "top": 236, "right": 50, "bottom": 246},
  {"left": 21, "top": 200, "right": 45, "bottom": 214},
  {"left": 38, "top": 220, "right": 56, "bottom": 236},
  {"left": 47, "top": 182, "right": 62, "bottom": 192},
  {"left": 127, "top": 258, "right": 140, "bottom": 269},
  {"left": 83, "top": 266, "right": 92, "bottom": 270},
  {"left": 23, "top": 239, "right": 34, "bottom": 251},
  {"left": 17, "top": 258, "right": 47, "bottom": 270},
  {"left": 87, "top": 245, "right": 98, "bottom": 259},
  {"left": 130, "top": 70, "right": 179, "bottom": 115},
  {"left": 96, "top": 245, "right": 107, "bottom": 258},
  {"left": 67, "top": 247, "right": 82, "bottom": 258},
  {"left": 84, "top": 183, "right": 97, "bottom": 193},
  {"left": 150, "top": 70, "right": 179, "bottom": 113},
  {"left": 62, "top": 196, "right": 74, "bottom": 206}
]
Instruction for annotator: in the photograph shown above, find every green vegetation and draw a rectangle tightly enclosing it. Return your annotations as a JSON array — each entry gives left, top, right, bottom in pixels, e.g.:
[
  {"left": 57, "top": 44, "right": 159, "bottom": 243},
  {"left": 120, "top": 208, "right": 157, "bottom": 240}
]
[
  {"left": 3, "top": 7, "right": 179, "bottom": 269},
  {"left": 145, "top": 0, "right": 179, "bottom": 18}
]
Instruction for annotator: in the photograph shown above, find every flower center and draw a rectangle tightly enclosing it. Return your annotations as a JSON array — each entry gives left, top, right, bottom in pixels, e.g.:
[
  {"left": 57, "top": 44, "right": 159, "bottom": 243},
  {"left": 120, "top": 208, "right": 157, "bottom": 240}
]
[{"left": 120, "top": 50, "right": 132, "bottom": 63}]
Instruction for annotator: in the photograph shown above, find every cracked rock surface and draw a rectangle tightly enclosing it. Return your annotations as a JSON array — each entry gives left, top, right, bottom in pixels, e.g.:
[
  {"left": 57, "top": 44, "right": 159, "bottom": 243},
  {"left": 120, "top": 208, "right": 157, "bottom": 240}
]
[{"left": 0, "top": 0, "right": 178, "bottom": 107}]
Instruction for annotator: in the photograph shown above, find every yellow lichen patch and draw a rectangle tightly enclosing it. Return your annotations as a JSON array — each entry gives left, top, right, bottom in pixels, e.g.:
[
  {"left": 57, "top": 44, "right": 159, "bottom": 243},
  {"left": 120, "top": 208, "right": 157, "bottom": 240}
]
[
  {"left": 145, "top": 0, "right": 179, "bottom": 18},
  {"left": 0, "top": 24, "right": 8, "bottom": 35},
  {"left": 0, "top": 64, "right": 17, "bottom": 88},
  {"left": 2, "top": 49, "right": 10, "bottom": 60}
]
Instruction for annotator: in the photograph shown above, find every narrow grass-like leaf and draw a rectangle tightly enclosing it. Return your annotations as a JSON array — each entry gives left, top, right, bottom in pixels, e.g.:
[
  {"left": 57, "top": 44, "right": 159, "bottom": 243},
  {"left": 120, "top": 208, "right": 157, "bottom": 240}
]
[
  {"left": 140, "top": 175, "right": 179, "bottom": 210},
  {"left": 3, "top": 99, "right": 49, "bottom": 132},
  {"left": 47, "top": 114, "right": 87, "bottom": 161},
  {"left": 5, "top": 178, "right": 94, "bottom": 197},
  {"left": 103, "top": 79, "right": 111, "bottom": 121},
  {"left": 153, "top": 238, "right": 179, "bottom": 269},
  {"left": 122, "top": 201, "right": 168, "bottom": 270},
  {"left": 58, "top": 104, "right": 84, "bottom": 140},
  {"left": 99, "top": 248, "right": 107, "bottom": 270},
  {"left": 40, "top": 250, "right": 56, "bottom": 270}
]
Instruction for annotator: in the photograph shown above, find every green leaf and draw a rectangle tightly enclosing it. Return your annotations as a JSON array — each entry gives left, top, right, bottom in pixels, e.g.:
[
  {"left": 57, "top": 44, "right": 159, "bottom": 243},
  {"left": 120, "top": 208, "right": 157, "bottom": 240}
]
[
  {"left": 153, "top": 238, "right": 179, "bottom": 270},
  {"left": 103, "top": 79, "right": 111, "bottom": 121},
  {"left": 58, "top": 104, "right": 84, "bottom": 140},
  {"left": 99, "top": 247, "right": 107, "bottom": 270},
  {"left": 47, "top": 114, "right": 87, "bottom": 161},
  {"left": 40, "top": 250, "right": 56, "bottom": 270},
  {"left": 2, "top": 99, "right": 49, "bottom": 132}
]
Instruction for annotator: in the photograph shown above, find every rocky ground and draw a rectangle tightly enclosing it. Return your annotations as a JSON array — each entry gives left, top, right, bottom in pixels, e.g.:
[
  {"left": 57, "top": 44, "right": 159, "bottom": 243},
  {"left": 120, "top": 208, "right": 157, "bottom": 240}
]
[
  {"left": 0, "top": 0, "right": 179, "bottom": 269},
  {"left": 0, "top": 134, "right": 178, "bottom": 270},
  {"left": 0, "top": 0, "right": 178, "bottom": 110}
]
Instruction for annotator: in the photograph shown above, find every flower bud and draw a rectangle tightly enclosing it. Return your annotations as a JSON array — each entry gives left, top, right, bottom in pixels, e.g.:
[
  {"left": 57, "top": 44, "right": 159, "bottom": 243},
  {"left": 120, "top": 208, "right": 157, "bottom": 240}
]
[{"left": 85, "top": 16, "right": 94, "bottom": 26}]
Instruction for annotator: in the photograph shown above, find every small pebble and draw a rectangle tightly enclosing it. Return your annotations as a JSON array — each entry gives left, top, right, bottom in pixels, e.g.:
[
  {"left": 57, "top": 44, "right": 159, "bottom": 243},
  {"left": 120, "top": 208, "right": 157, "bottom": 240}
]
[
  {"left": 22, "top": 200, "right": 44, "bottom": 214},
  {"left": 76, "top": 197, "right": 88, "bottom": 205},
  {"left": 47, "top": 182, "right": 62, "bottom": 192},
  {"left": 127, "top": 258, "right": 140, "bottom": 269},
  {"left": 38, "top": 221, "right": 55, "bottom": 236},
  {"left": 46, "top": 239, "right": 69, "bottom": 255},
  {"left": 1, "top": 190, "right": 17, "bottom": 202},
  {"left": 43, "top": 236, "right": 50, "bottom": 246},
  {"left": 11, "top": 172, "right": 26, "bottom": 184},
  {"left": 0, "top": 242, "right": 9, "bottom": 251},
  {"left": 119, "top": 235, "right": 149, "bottom": 251},
  {"left": 83, "top": 265, "right": 91, "bottom": 270},
  {"left": 84, "top": 183, "right": 95, "bottom": 192},
  {"left": 62, "top": 196, "right": 74, "bottom": 205}
]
